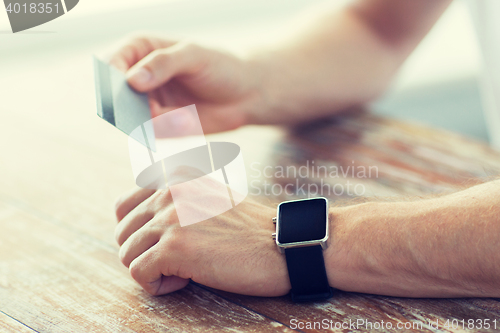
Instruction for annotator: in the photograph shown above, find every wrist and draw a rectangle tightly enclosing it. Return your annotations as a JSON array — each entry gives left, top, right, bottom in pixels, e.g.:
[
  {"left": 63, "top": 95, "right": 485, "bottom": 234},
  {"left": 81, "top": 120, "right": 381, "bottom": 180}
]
[
  {"left": 324, "top": 205, "right": 350, "bottom": 290},
  {"left": 324, "top": 202, "right": 381, "bottom": 292},
  {"left": 324, "top": 201, "right": 432, "bottom": 296},
  {"left": 272, "top": 197, "right": 334, "bottom": 301},
  {"left": 245, "top": 51, "right": 306, "bottom": 126}
]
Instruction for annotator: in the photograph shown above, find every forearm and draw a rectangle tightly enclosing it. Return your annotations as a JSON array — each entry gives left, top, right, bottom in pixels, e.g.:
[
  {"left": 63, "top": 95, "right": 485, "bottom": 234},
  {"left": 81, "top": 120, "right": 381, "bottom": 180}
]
[
  {"left": 326, "top": 180, "right": 500, "bottom": 297},
  {"left": 248, "top": 0, "right": 452, "bottom": 125}
]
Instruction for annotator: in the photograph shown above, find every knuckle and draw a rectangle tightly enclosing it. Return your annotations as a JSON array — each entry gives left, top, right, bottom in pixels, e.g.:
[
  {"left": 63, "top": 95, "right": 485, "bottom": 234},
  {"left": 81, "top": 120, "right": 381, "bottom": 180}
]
[
  {"left": 142, "top": 218, "right": 163, "bottom": 236},
  {"left": 168, "top": 183, "right": 186, "bottom": 198},
  {"left": 162, "top": 226, "right": 185, "bottom": 253},
  {"left": 129, "top": 256, "right": 159, "bottom": 296},
  {"left": 172, "top": 200, "right": 189, "bottom": 216},
  {"left": 143, "top": 284, "right": 158, "bottom": 296},
  {"left": 129, "top": 260, "right": 142, "bottom": 281},
  {"left": 150, "top": 189, "right": 173, "bottom": 207},
  {"left": 162, "top": 238, "right": 177, "bottom": 254},
  {"left": 114, "top": 227, "right": 122, "bottom": 245},
  {"left": 118, "top": 246, "right": 128, "bottom": 266},
  {"left": 114, "top": 196, "right": 125, "bottom": 220},
  {"left": 158, "top": 210, "right": 179, "bottom": 229},
  {"left": 114, "top": 224, "right": 131, "bottom": 246},
  {"left": 179, "top": 41, "right": 200, "bottom": 53},
  {"left": 127, "top": 32, "right": 150, "bottom": 44},
  {"left": 170, "top": 225, "right": 185, "bottom": 240},
  {"left": 149, "top": 49, "right": 171, "bottom": 64}
]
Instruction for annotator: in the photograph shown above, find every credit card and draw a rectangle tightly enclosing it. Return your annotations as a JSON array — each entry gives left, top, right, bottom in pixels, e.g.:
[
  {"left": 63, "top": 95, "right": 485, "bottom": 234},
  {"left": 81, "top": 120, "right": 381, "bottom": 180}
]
[{"left": 93, "top": 56, "right": 156, "bottom": 151}]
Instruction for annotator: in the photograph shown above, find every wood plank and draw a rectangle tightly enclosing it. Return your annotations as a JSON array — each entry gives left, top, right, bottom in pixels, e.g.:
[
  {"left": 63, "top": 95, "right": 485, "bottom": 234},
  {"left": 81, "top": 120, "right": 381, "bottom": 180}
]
[
  {"left": 0, "top": 53, "right": 294, "bottom": 331},
  {"left": 253, "top": 112, "right": 500, "bottom": 204},
  {"left": 201, "top": 112, "right": 500, "bottom": 332},
  {"left": 2, "top": 48, "right": 500, "bottom": 332},
  {"left": 0, "top": 54, "right": 283, "bottom": 248},
  {"left": 0, "top": 312, "right": 36, "bottom": 333},
  {"left": 0, "top": 202, "right": 294, "bottom": 332},
  {"left": 203, "top": 289, "right": 500, "bottom": 333}
]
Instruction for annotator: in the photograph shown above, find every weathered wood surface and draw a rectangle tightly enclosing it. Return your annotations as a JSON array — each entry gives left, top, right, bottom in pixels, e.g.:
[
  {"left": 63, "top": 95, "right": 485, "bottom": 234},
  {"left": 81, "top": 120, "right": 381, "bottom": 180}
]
[
  {"left": 208, "top": 112, "right": 500, "bottom": 333},
  {"left": 0, "top": 311, "right": 35, "bottom": 333},
  {"left": 1, "top": 53, "right": 500, "bottom": 332}
]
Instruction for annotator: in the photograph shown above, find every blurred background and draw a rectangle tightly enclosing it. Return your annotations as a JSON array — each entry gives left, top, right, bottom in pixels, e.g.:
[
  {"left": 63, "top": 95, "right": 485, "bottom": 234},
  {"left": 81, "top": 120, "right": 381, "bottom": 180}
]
[{"left": 0, "top": 0, "right": 487, "bottom": 141}]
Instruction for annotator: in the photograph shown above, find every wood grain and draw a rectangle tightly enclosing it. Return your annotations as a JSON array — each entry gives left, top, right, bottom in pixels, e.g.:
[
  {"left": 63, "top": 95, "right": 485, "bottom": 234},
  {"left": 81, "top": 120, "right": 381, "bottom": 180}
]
[
  {"left": 0, "top": 202, "right": 293, "bottom": 333},
  {"left": 1, "top": 52, "right": 500, "bottom": 332},
  {"left": 0, "top": 312, "right": 36, "bottom": 333},
  {"left": 201, "top": 112, "right": 500, "bottom": 333}
]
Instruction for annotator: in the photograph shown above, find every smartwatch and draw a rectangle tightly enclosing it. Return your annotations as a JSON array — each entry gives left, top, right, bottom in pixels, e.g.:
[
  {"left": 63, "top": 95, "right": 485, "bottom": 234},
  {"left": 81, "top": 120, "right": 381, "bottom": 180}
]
[{"left": 272, "top": 197, "right": 334, "bottom": 302}]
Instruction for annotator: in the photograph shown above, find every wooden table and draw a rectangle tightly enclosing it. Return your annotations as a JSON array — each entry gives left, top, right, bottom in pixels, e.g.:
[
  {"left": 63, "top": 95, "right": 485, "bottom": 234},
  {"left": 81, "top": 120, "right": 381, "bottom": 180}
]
[{"left": 2, "top": 53, "right": 500, "bottom": 332}]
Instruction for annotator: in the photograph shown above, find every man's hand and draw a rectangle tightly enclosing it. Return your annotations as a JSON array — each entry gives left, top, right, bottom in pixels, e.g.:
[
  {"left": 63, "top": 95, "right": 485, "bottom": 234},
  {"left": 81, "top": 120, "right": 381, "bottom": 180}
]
[
  {"left": 114, "top": 171, "right": 290, "bottom": 296},
  {"left": 108, "top": 35, "right": 269, "bottom": 134},
  {"left": 105, "top": 0, "right": 452, "bottom": 133}
]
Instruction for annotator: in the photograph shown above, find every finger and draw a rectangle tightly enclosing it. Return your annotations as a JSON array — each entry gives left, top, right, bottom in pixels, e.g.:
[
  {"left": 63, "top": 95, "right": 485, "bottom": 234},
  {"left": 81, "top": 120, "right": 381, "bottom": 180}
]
[
  {"left": 119, "top": 223, "right": 161, "bottom": 268},
  {"left": 149, "top": 98, "right": 162, "bottom": 116},
  {"left": 150, "top": 80, "right": 192, "bottom": 108},
  {"left": 151, "top": 103, "right": 247, "bottom": 136},
  {"left": 147, "top": 90, "right": 163, "bottom": 109},
  {"left": 115, "top": 187, "right": 156, "bottom": 222},
  {"left": 115, "top": 203, "right": 155, "bottom": 246},
  {"left": 126, "top": 42, "right": 209, "bottom": 92},
  {"left": 195, "top": 104, "right": 247, "bottom": 134},
  {"left": 129, "top": 245, "right": 189, "bottom": 295},
  {"left": 108, "top": 35, "right": 177, "bottom": 72},
  {"left": 108, "top": 36, "right": 156, "bottom": 72},
  {"left": 156, "top": 275, "right": 190, "bottom": 295},
  {"left": 151, "top": 105, "right": 202, "bottom": 138}
]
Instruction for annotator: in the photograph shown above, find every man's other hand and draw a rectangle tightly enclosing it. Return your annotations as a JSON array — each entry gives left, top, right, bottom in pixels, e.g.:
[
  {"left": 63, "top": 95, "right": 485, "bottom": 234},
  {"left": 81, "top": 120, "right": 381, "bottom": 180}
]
[
  {"left": 113, "top": 170, "right": 290, "bottom": 296},
  {"left": 108, "top": 34, "right": 270, "bottom": 134}
]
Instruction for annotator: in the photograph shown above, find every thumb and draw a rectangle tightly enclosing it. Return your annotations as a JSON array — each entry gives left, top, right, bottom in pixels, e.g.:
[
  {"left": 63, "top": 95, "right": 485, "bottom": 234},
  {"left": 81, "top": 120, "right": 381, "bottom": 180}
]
[
  {"left": 126, "top": 42, "right": 208, "bottom": 92},
  {"left": 151, "top": 275, "right": 190, "bottom": 296}
]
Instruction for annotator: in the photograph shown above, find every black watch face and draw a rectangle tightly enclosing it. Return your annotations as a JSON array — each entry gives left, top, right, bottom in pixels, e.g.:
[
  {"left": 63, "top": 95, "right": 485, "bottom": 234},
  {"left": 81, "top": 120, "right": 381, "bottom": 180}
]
[{"left": 277, "top": 198, "right": 328, "bottom": 244}]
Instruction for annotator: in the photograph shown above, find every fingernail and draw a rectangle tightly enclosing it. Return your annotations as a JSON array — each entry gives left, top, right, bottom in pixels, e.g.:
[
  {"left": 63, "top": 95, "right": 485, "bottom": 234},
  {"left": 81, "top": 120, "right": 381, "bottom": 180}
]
[{"left": 127, "top": 67, "right": 152, "bottom": 85}]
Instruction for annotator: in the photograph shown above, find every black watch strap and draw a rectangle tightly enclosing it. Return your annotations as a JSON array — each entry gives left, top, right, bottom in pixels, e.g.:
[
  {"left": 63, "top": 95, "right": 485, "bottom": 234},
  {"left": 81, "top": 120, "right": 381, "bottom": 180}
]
[{"left": 284, "top": 245, "right": 334, "bottom": 302}]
